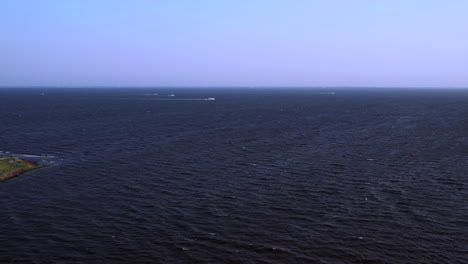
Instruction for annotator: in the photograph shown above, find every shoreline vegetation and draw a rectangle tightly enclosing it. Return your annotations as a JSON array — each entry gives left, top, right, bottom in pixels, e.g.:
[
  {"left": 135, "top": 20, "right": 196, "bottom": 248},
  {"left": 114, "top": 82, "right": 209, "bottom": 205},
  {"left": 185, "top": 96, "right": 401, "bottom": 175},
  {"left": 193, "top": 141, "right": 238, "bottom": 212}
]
[{"left": 0, "top": 156, "right": 45, "bottom": 182}]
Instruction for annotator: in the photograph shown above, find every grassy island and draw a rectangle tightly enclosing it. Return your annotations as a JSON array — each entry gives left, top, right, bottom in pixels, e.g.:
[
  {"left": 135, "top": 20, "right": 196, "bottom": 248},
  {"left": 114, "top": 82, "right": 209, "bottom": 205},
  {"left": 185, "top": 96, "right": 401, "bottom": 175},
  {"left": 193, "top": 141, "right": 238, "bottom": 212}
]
[{"left": 0, "top": 156, "right": 45, "bottom": 182}]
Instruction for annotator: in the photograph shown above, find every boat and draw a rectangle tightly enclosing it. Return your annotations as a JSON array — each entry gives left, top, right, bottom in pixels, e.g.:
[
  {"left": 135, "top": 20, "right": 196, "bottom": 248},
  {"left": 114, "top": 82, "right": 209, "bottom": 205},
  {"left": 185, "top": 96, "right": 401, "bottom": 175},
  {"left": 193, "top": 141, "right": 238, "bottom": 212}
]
[
  {"left": 168, "top": 94, "right": 175, "bottom": 97},
  {"left": 205, "top": 97, "right": 215, "bottom": 101}
]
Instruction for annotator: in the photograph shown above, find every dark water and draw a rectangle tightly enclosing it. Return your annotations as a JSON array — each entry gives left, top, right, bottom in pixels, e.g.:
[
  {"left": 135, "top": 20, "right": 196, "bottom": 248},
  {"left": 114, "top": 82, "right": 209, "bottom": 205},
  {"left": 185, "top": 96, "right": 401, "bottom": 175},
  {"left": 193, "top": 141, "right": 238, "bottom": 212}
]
[{"left": 1, "top": 88, "right": 467, "bottom": 264}]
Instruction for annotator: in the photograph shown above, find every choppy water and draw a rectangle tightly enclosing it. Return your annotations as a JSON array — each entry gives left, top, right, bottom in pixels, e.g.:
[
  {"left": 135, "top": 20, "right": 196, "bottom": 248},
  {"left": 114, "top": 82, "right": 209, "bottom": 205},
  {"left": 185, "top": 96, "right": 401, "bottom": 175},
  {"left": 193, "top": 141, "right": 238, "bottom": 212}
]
[{"left": 1, "top": 88, "right": 467, "bottom": 264}]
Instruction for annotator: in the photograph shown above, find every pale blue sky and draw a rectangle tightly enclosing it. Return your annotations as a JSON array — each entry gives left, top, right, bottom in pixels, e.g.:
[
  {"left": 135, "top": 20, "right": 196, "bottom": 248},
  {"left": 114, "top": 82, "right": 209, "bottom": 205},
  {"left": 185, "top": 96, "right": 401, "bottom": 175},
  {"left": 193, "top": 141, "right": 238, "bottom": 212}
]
[{"left": 1, "top": 0, "right": 468, "bottom": 87}]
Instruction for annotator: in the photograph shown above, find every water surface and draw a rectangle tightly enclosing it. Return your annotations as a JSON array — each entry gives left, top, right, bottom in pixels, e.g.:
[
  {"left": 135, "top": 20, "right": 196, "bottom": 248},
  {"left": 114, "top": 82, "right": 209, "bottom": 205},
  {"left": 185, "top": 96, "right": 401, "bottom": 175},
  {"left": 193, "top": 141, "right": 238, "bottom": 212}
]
[{"left": 1, "top": 88, "right": 467, "bottom": 263}]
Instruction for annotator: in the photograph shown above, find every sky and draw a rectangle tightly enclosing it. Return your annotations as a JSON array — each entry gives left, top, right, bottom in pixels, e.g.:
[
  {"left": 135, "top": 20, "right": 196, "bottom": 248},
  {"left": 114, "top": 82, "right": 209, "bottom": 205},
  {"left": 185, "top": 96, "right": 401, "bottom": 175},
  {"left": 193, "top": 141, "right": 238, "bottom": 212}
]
[{"left": 1, "top": 0, "right": 468, "bottom": 87}]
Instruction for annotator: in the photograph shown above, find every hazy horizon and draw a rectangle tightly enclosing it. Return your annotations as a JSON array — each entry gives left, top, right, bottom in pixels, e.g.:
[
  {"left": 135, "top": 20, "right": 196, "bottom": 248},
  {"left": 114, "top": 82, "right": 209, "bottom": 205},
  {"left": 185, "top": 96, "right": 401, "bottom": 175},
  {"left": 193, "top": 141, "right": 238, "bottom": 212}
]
[
  {"left": 1, "top": 86, "right": 468, "bottom": 89},
  {"left": 2, "top": 0, "right": 468, "bottom": 87}
]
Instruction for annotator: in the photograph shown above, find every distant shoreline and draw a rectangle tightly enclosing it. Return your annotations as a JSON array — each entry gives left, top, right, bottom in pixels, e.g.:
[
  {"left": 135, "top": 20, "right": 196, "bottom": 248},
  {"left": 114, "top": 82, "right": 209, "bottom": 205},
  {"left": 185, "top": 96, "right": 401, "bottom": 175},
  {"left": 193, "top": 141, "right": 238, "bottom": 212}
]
[{"left": 0, "top": 86, "right": 467, "bottom": 89}]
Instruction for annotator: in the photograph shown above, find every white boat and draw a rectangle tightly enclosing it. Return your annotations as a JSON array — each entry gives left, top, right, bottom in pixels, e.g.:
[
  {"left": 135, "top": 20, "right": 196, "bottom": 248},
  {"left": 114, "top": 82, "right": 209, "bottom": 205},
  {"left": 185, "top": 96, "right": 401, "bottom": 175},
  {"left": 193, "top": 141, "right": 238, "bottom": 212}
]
[
  {"left": 168, "top": 94, "right": 175, "bottom": 97},
  {"left": 205, "top": 97, "right": 215, "bottom": 101}
]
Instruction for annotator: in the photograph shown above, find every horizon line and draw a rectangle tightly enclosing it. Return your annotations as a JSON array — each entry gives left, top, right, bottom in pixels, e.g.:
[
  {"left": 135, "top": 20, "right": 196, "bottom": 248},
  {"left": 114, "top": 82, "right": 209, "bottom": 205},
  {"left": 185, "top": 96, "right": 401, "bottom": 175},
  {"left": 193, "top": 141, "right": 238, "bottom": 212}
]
[{"left": 1, "top": 86, "right": 467, "bottom": 89}]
